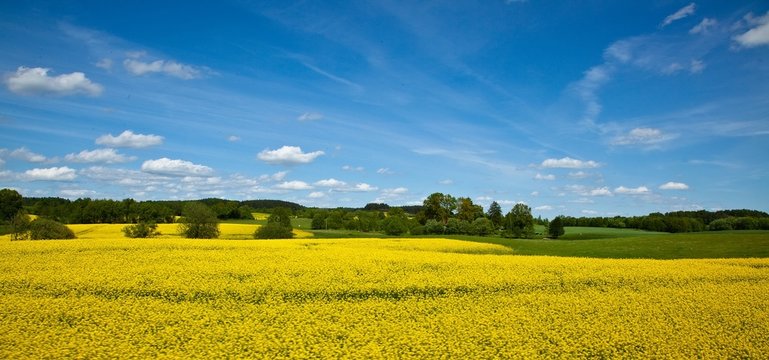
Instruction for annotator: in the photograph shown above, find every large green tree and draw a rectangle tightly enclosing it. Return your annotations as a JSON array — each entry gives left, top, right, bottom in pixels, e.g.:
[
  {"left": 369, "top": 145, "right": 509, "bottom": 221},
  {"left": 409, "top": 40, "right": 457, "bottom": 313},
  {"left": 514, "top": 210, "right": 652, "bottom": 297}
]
[
  {"left": 486, "top": 201, "right": 503, "bottom": 229},
  {"left": 456, "top": 197, "right": 483, "bottom": 222},
  {"left": 422, "top": 192, "right": 456, "bottom": 224},
  {"left": 548, "top": 216, "right": 565, "bottom": 239},
  {"left": 255, "top": 207, "right": 294, "bottom": 239},
  {"left": 178, "top": 202, "right": 220, "bottom": 238},
  {"left": 0, "top": 188, "right": 23, "bottom": 223},
  {"left": 505, "top": 203, "right": 535, "bottom": 238}
]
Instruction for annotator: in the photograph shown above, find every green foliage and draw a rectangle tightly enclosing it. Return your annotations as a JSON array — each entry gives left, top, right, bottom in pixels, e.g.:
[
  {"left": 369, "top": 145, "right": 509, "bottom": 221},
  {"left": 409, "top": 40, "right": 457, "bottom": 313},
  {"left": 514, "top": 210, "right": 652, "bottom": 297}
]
[
  {"left": 504, "top": 203, "right": 535, "bottom": 238},
  {"left": 470, "top": 218, "right": 495, "bottom": 236},
  {"left": 122, "top": 222, "right": 160, "bottom": 238},
  {"left": 486, "top": 201, "right": 503, "bottom": 229},
  {"left": 382, "top": 216, "right": 408, "bottom": 236},
  {"left": 268, "top": 207, "right": 293, "bottom": 228},
  {"left": 28, "top": 218, "right": 76, "bottom": 240},
  {"left": 254, "top": 222, "right": 294, "bottom": 239},
  {"left": 548, "top": 216, "right": 565, "bottom": 239},
  {"left": 10, "top": 211, "right": 31, "bottom": 240},
  {"left": 0, "top": 188, "right": 23, "bottom": 223},
  {"left": 178, "top": 202, "right": 220, "bottom": 239}
]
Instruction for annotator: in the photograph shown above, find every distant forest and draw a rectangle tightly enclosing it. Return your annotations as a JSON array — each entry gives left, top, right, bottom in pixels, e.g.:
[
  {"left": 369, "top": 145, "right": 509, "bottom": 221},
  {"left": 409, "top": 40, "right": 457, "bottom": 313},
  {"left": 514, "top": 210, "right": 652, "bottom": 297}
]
[{"left": 14, "top": 194, "right": 769, "bottom": 233}]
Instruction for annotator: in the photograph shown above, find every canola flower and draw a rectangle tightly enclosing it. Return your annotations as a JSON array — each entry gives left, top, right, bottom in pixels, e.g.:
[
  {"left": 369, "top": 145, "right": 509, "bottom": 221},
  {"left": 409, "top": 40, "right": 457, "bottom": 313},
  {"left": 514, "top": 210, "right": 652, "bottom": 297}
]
[{"left": 0, "top": 236, "right": 767, "bottom": 358}]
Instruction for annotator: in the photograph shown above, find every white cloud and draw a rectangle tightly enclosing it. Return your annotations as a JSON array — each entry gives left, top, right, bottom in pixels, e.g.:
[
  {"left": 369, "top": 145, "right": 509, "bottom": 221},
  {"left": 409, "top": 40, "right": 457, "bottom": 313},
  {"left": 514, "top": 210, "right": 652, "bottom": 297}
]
[
  {"left": 297, "top": 112, "right": 324, "bottom": 121},
  {"left": 611, "top": 127, "right": 676, "bottom": 146},
  {"left": 227, "top": 135, "right": 241, "bottom": 142},
  {"left": 581, "top": 210, "right": 599, "bottom": 215},
  {"left": 614, "top": 186, "right": 650, "bottom": 195},
  {"left": 123, "top": 59, "right": 203, "bottom": 79},
  {"left": 589, "top": 187, "right": 613, "bottom": 196},
  {"left": 734, "top": 11, "right": 769, "bottom": 48},
  {"left": 689, "top": 59, "right": 706, "bottom": 74},
  {"left": 351, "top": 183, "right": 378, "bottom": 192},
  {"left": 439, "top": 179, "right": 454, "bottom": 185},
  {"left": 660, "top": 181, "right": 690, "bottom": 190},
  {"left": 10, "top": 147, "right": 47, "bottom": 163},
  {"left": 24, "top": 167, "right": 77, "bottom": 181},
  {"left": 662, "top": 62, "right": 684, "bottom": 75},
  {"left": 314, "top": 178, "right": 347, "bottom": 188},
  {"left": 5, "top": 67, "right": 103, "bottom": 96},
  {"left": 259, "top": 171, "right": 288, "bottom": 182},
  {"left": 342, "top": 165, "right": 364, "bottom": 172},
  {"left": 96, "top": 130, "right": 164, "bottom": 148},
  {"left": 308, "top": 191, "right": 326, "bottom": 198},
  {"left": 541, "top": 157, "right": 600, "bottom": 169},
  {"left": 65, "top": 148, "right": 136, "bottom": 164},
  {"left": 572, "top": 65, "right": 613, "bottom": 124},
  {"left": 534, "top": 205, "right": 553, "bottom": 211},
  {"left": 95, "top": 58, "right": 113, "bottom": 70},
  {"left": 377, "top": 168, "right": 394, "bottom": 175},
  {"left": 275, "top": 180, "right": 313, "bottom": 190},
  {"left": 60, "top": 189, "right": 96, "bottom": 198},
  {"left": 689, "top": 18, "right": 717, "bottom": 34},
  {"left": 534, "top": 173, "right": 556, "bottom": 181},
  {"left": 530, "top": 191, "right": 539, "bottom": 197},
  {"left": 141, "top": 158, "right": 213, "bottom": 177},
  {"left": 660, "top": 3, "right": 696, "bottom": 28},
  {"left": 568, "top": 171, "right": 590, "bottom": 179},
  {"left": 257, "top": 146, "right": 324, "bottom": 165}
]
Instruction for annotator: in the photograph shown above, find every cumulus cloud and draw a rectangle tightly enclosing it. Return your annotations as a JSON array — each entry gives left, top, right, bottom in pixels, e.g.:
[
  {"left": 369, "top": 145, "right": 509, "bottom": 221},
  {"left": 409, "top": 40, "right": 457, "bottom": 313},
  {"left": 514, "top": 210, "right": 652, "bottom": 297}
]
[
  {"left": 297, "top": 112, "right": 324, "bottom": 121},
  {"left": 534, "top": 173, "right": 556, "bottom": 181},
  {"left": 5, "top": 67, "right": 103, "bottom": 96},
  {"left": 314, "top": 178, "right": 347, "bottom": 188},
  {"left": 660, "top": 181, "right": 690, "bottom": 190},
  {"left": 96, "top": 130, "right": 164, "bottom": 148},
  {"left": 24, "top": 167, "right": 77, "bottom": 181},
  {"left": 257, "top": 146, "right": 324, "bottom": 165},
  {"left": 10, "top": 147, "right": 47, "bottom": 163},
  {"left": 141, "top": 158, "right": 213, "bottom": 177},
  {"left": 689, "top": 18, "right": 717, "bottom": 34},
  {"left": 660, "top": 3, "right": 696, "bottom": 28},
  {"left": 611, "top": 127, "right": 677, "bottom": 146},
  {"left": 65, "top": 148, "right": 136, "bottom": 164},
  {"left": 589, "top": 187, "right": 613, "bottom": 196},
  {"left": 275, "top": 181, "right": 313, "bottom": 190},
  {"left": 734, "top": 11, "right": 769, "bottom": 48},
  {"left": 123, "top": 58, "right": 203, "bottom": 79},
  {"left": 614, "top": 186, "right": 650, "bottom": 195},
  {"left": 308, "top": 191, "right": 326, "bottom": 198},
  {"left": 541, "top": 157, "right": 600, "bottom": 169},
  {"left": 351, "top": 183, "right": 378, "bottom": 192}
]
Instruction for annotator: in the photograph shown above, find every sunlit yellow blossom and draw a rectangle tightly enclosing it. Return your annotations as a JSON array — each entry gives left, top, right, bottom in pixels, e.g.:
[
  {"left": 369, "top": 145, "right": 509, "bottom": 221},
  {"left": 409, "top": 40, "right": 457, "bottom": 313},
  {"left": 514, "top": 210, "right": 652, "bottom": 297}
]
[{"left": 0, "top": 237, "right": 767, "bottom": 358}]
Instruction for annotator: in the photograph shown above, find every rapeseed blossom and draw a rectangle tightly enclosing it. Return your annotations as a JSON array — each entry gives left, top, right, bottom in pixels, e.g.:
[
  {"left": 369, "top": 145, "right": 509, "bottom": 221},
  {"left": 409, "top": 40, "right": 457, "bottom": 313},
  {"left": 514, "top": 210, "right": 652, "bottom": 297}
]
[{"left": 0, "top": 236, "right": 767, "bottom": 358}]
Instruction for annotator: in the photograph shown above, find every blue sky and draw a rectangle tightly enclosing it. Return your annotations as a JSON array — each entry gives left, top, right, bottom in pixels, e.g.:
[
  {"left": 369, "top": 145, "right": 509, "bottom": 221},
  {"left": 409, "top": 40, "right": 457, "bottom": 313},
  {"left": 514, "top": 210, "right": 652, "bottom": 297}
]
[{"left": 1, "top": 1, "right": 768, "bottom": 217}]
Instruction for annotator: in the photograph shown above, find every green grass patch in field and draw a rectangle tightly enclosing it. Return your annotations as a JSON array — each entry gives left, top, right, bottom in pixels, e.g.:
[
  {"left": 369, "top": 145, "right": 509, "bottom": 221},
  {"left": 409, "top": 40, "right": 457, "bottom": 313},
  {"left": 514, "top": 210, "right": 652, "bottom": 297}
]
[
  {"left": 459, "top": 231, "right": 769, "bottom": 259},
  {"left": 559, "top": 226, "right": 667, "bottom": 240}
]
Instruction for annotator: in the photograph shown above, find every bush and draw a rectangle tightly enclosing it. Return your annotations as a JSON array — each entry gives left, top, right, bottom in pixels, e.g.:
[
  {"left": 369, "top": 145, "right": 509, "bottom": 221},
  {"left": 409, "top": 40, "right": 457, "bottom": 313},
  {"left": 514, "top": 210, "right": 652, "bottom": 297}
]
[
  {"left": 28, "top": 218, "right": 76, "bottom": 240},
  {"left": 122, "top": 222, "right": 160, "bottom": 238},
  {"left": 470, "top": 218, "right": 496, "bottom": 236},
  {"left": 254, "top": 222, "right": 294, "bottom": 239},
  {"left": 10, "top": 211, "right": 31, "bottom": 240}
]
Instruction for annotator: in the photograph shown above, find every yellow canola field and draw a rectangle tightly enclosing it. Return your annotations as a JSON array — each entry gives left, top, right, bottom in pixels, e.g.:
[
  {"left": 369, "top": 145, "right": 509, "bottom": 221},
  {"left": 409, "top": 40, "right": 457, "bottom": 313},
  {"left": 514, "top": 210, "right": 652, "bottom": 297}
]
[
  {"left": 0, "top": 237, "right": 768, "bottom": 358},
  {"left": 65, "top": 223, "right": 313, "bottom": 240}
]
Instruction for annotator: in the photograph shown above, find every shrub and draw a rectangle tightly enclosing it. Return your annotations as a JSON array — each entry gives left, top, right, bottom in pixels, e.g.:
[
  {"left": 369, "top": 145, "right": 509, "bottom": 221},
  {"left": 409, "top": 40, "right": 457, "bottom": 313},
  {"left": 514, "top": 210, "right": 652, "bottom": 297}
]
[
  {"left": 254, "top": 222, "right": 294, "bottom": 239},
  {"left": 28, "top": 218, "right": 76, "bottom": 240},
  {"left": 122, "top": 222, "right": 160, "bottom": 238}
]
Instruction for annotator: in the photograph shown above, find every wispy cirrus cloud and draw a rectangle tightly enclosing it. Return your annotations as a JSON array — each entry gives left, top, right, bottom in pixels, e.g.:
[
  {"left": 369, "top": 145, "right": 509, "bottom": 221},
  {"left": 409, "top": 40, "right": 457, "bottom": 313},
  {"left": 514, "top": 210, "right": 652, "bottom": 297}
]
[{"left": 660, "top": 3, "right": 696, "bottom": 28}]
